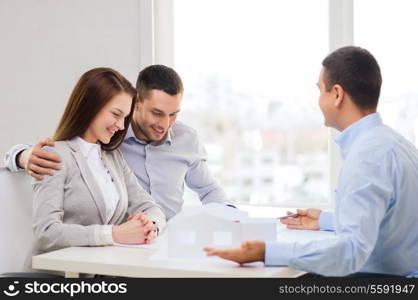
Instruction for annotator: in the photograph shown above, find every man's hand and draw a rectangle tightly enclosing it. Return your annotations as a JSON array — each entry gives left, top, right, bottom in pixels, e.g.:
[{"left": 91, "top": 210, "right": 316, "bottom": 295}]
[
  {"left": 18, "top": 138, "right": 62, "bottom": 180},
  {"left": 204, "top": 240, "right": 265, "bottom": 264},
  {"left": 280, "top": 208, "right": 321, "bottom": 230}
]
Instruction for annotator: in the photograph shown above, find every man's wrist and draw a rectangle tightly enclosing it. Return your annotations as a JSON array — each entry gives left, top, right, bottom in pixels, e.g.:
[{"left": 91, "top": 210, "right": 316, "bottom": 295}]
[
  {"left": 259, "top": 241, "right": 266, "bottom": 262},
  {"left": 4, "top": 144, "right": 31, "bottom": 172},
  {"left": 16, "top": 149, "right": 28, "bottom": 169}
]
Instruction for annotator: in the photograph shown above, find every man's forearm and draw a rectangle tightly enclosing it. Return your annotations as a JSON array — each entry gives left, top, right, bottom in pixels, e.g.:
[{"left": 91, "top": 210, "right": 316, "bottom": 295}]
[{"left": 199, "top": 185, "right": 231, "bottom": 205}]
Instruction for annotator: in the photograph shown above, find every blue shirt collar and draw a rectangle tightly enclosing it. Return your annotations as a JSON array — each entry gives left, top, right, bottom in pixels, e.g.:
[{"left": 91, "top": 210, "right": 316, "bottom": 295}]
[
  {"left": 335, "top": 112, "right": 382, "bottom": 159},
  {"left": 125, "top": 124, "right": 172, "bottom": 146}
]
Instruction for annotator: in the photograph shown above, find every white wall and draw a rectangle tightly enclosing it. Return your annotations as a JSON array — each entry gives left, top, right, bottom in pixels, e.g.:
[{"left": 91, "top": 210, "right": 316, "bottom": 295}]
[{"left": 0, "top": 0, "right": 143, "bottom": 166}]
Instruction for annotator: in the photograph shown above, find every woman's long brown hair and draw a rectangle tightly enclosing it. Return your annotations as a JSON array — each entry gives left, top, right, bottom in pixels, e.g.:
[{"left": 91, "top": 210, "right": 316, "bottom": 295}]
[{"left": 53, "top": 67, "right": 136, "bottom": 151}]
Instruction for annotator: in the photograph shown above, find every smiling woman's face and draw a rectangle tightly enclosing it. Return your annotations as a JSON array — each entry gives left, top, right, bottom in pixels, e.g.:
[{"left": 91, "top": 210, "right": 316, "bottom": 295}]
[{"left": 82, "top": 92, "right": 132, "bottom": 144}]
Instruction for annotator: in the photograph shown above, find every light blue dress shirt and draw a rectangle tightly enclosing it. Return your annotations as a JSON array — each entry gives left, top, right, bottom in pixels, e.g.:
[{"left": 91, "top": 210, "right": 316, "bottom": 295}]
[
  {"left": 4, "top": 121, "right": 229, "bottom": 220},
  {"left": 119, "top": 121, "right": 229, "bottom": 219},
  {"left": 265, "top": 113, "right": 418, "bottom": 277}
]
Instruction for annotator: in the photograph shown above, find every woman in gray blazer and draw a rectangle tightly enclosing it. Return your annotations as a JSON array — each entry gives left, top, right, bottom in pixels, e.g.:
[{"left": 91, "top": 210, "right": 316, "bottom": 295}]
[{"left": 24, "top": 68, "right": 166, "bottom": 272}]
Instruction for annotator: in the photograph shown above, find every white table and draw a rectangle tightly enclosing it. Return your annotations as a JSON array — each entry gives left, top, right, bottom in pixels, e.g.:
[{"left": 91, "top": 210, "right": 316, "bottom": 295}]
[{"left": 32, "top": 225, "right": 335, "bottom": 278}]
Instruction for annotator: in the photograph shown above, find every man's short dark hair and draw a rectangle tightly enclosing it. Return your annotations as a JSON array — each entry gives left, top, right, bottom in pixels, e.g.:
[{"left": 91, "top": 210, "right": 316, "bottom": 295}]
[
  {"left": 136, "top": 64, "right": 184, "bottom": 101},
  {"left": 322, "top": 46, "right": 382, "bottom": 110}
]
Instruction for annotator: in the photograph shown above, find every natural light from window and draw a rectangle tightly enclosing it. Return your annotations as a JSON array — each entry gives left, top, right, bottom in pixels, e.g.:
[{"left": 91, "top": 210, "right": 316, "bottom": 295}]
[
  {"left": 355, "top": 0, "right": 418, "bottom": 147},
  {"left": 174, "top": 0, "right": 330, "bottom": 208}
]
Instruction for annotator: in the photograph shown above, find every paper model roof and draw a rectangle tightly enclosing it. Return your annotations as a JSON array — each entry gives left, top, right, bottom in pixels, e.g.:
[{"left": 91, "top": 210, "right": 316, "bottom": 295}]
[
  {"left": 240, "top": 218, "right": 277, "bottom": 224},
  {"left": 170, "top": 203, "right": 248, "bottom": 223}
]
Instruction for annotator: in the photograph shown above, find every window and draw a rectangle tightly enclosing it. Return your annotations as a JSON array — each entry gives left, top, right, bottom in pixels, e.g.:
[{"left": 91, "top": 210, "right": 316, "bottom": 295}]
[
  {"left": 354, "top": 0, "right": 418, "bottom": 147},
  {"left": 173, "top": 0, "right": 329, "bottom": 207}
]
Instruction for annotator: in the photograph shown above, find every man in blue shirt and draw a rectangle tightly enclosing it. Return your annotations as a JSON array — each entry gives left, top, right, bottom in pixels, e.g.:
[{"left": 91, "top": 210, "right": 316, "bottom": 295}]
[
  {"left": 4, "top": 65, "right": 229, "bottom": 220},
  {"left": 205, "top": 46, "right": 418, "bottom": 277}
]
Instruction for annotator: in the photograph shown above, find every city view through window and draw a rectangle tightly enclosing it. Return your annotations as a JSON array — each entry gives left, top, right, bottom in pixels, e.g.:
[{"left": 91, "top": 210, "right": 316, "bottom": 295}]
[
  {"left": 174, "top": 0, "right": 330, "bottom": 207},
  {"left": 173, "top": 0, "right": 418, "bottom": 209}
]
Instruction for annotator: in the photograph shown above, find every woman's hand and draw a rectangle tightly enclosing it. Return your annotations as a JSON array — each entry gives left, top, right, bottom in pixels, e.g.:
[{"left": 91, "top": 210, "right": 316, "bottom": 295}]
[{"left": 112, "top": 212, "right": 158, "bottom": 244}]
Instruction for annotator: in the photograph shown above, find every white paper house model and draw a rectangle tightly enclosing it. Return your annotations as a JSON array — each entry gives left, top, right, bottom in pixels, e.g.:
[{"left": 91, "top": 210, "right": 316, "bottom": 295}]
[{"left": 167, "top": 203, "right": 277, "bottom": 258}]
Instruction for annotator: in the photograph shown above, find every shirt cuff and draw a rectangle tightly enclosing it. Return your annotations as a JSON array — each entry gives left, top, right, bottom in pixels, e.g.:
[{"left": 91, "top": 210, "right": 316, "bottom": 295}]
[
  {"left": 94, "top": 225, "right": 114, "bottom": 246},
  {"left": 264, "top": 241, "right": 293, "bottom": 266},
  {"left": 319, "top": 211, "right": 335, "bottom": 231},
  {"left": 4, "top": 144, "right": 31, "bottom": 172}
]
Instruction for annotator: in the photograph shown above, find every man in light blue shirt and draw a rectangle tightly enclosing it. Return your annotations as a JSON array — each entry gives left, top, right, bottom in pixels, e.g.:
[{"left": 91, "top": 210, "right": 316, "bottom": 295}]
[
  {"left": 4, "top": 65, "right": 229, "bottom": 220},
  {"left": 205, "top": 46, "right": 418, "bottom": 277}
]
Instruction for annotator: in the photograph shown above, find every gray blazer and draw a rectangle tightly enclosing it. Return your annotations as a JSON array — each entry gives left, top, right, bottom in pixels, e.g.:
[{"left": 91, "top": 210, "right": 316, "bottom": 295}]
[{"left": 24, "top": 139, "right": 166, "bottom": 272}]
